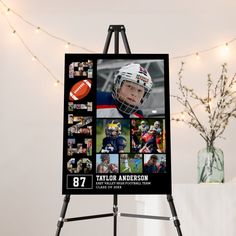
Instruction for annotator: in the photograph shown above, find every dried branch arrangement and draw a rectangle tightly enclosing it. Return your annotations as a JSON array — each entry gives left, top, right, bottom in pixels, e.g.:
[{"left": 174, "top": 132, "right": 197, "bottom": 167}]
[{"left": 172, "top": 62, "right": 236, "bottom": 147}]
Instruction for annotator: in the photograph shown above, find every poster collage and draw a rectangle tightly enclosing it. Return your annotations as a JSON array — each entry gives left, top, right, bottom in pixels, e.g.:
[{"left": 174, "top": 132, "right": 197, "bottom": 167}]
[{"left": 63, "top": 54, "right": 171, "bottom": 194}]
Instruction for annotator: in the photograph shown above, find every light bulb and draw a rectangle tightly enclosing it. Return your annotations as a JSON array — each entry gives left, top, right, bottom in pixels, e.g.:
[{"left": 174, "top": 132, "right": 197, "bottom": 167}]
[
  {"left": 195, "top": 52, "right": 200, "bottom": 60},
  {"left": 54, "top": 80, "right": 60, "bottom": 86},
  {"left": 225, "top": 42, "right": 229, "bottom": 51},
  {"left": 65, "top": 42, "right": 70, "bottom": 49},
  {"left": 6, "top": 8, "right": 10, "bottom": 15},
  {"left": 35, "top": 27, "right": 40, "bottom": 33},
  {"left": 220, "top": 42, "right": 230, "bottom": 57}
]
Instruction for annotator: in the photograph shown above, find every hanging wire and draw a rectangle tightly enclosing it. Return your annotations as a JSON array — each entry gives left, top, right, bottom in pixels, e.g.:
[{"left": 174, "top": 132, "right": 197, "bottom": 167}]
[
  {"left": 0, "top": 9, "right": 63, "bottom": 86},
  {"left": 0, "top": 0, "right": 94, "bottom": 53},
  {"left": 1, "top": 0, "right": 236, "bottom": 59}
]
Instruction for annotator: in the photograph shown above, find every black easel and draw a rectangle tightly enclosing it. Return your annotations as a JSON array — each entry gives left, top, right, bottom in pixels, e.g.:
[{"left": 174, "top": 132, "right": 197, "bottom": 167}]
[{"left": 55, "top": 25, "right": 182, "bottom": 236}]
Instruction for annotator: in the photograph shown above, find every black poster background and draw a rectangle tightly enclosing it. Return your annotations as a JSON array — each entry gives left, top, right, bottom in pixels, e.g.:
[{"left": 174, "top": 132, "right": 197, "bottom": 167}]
[{"left": 62, "top": 54, "right": 171, "bottom": 194}]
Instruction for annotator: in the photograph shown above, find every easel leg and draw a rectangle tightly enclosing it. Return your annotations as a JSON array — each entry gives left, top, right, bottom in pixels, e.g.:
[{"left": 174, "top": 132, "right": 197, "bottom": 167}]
[
  {"left": 167, "top": 195, "right": 182, "bottom": 236},
  {"left": 120, "top": 27, "right": 131, "bottom": 54},
  {"left": 113, "top": 194, "right": 118, "bottom": 236},
  {"left": 55, "top": 195, "right": 71, "bottom": 236},
  {"left": 114, "top": 30, "right": 119, "bottom": 54},
  {"left": 103, "top": 26, "right": 113, "bottom": 54}
]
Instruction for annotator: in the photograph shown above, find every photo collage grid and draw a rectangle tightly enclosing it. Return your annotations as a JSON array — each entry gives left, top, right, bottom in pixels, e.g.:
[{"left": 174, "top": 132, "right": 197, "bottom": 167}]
[
  {"left": 65, "top": 59, "right": 167, "bottom": 177},
  {"left": 96, "top": 118, "right": 167, "bottom": 174},
  {"left": 95, "top": 58, "right": 167, "bottom": 175}
]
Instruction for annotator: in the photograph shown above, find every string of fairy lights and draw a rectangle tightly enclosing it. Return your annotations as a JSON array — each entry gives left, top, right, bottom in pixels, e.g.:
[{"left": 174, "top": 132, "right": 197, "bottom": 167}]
[{"left": 1, "top": 0, "right": 235, "bottom": 118}]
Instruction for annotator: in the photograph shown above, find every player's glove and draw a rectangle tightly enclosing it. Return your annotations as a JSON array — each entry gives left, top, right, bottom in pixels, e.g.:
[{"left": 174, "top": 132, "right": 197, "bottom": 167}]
[{"left": 101, "top": 149, "right": 109, "bottom": 153}]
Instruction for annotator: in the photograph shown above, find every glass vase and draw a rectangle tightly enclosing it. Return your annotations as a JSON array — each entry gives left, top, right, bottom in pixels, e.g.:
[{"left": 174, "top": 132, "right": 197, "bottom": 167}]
[{"left": 197, "top": 145, "right": 224, "bottom": 183}]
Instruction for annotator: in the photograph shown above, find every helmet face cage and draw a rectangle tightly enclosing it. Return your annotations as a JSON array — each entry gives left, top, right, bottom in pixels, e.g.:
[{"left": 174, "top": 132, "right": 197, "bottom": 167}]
[
  {"left": 105, "top": 120, "right": 121, "bottom": 137},
  {"left": 112, "top": 63, "right": 153, "bottom": 115}
]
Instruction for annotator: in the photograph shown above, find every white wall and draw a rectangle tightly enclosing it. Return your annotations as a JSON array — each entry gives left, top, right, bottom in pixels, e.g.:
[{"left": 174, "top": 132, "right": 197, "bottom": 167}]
[{"left": 1, "top": 0, "right": 236, "bottom": 235}]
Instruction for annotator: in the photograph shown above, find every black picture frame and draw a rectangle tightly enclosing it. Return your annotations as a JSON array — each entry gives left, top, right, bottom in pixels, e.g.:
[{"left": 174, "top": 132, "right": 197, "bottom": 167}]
[{"left": 62, "top": 54, "right": 171, "bottom": 195}]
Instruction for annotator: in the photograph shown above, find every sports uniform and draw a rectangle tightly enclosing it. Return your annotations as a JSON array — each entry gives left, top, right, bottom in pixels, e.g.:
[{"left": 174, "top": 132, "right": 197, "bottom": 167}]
[
  {"left": 123, "top": 159, "right": 132, "bottom": 173},
  {"left": 96, "top": 162, "right": 109, "bottom": 173},
  {"left": 131, "top": 120, "right": 140, "bottom": 151},
  {"left": 134, "top": 158, "right": 142, "bottom": 172},
  {"left": 100, "top": 120, "right": 127, "bottom": 153},
  {"left": 101, "top": 136, "right": 127, "bottom": 153},
  {"left": 140, "top": 124, "right": 162, "bottom": 153},
  {"left": 153, "top": 121, "right": 162, "bottom": 135},
  {"left": 138, "top": 121, "right": 150, "bottom": 136},
  {"left": 97, "top": 162, "right": 118, "bottom": 173},
  {"left": 97, "top": 154, "right": 110, "bottom": 173},
  {"left": 143, "top": 163, "right": 159, "bottom": 173}
]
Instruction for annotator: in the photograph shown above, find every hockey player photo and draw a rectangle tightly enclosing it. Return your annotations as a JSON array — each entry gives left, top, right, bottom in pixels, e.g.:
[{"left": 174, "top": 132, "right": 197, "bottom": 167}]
[
  {"left": 96, "top": 119, "right": 130, "bottom": 153},
  {"left": 120, "top": 154, "right": 142, "bottom": 173},
  {"left": 96, "top": 154, "right": 119, "bottom": 174},
  {"left": 97, "top": 62, "right": 154, "bottom": 118}
]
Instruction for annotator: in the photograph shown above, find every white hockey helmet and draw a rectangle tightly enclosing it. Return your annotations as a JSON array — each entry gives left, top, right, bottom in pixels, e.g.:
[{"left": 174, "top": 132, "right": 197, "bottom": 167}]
[{"left": 112, "top": 63, "right": 153, "bottom": 115}]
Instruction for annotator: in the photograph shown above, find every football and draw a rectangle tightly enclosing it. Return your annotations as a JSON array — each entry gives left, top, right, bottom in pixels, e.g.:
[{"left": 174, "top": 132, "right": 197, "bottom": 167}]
[{"left": 69, "top": 80, "right": 92, "bottom": 101}]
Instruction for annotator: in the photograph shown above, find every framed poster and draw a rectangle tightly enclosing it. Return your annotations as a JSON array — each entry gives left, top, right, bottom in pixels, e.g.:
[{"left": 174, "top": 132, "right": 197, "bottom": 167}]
[{"left": 62, "top": 54, "right": 171, "bottom": 194}]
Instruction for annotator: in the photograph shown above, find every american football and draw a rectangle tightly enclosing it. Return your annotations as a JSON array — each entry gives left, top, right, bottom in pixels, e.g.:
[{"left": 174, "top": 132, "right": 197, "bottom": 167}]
[{"left": 69, "top": 80, "right": 92, "bottom": 101}]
